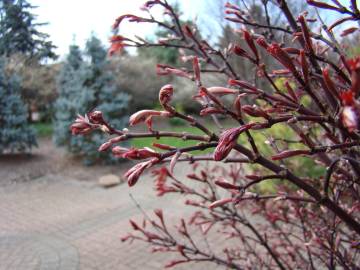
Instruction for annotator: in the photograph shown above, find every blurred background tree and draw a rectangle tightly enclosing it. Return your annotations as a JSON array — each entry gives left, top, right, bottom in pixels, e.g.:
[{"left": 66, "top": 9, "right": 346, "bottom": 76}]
[
  {"left": 53, "top": 44, "right": 85, "bottom": 148},
  {"left": 0, "top": 0, "right": 57, "bottom": 123},
  {"left": 0, "top": 56, "right": 37, "bottom": 153},
  {"left": 0, "top": 0, "right": 57, "bottom": 60},
  {"left": 53, "top": 36, "right": 130, "bottom": 165}
]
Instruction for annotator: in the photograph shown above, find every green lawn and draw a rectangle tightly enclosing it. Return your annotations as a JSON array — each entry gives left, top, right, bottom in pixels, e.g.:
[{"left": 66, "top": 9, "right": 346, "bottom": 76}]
[
  {"left": 31, "top": 122, "right": 53, "bottom": 137},
  {"left": 130, "top": 125, "right": 218, "bottom": 154}
]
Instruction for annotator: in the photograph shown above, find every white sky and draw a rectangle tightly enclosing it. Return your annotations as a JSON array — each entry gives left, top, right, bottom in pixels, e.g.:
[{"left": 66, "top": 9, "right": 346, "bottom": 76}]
[
  {"left": 29, "top": 0, "right": 353, "bottom": 61},
  {"left": 29, "top": 0, "right": 203, "bottom": 60}
]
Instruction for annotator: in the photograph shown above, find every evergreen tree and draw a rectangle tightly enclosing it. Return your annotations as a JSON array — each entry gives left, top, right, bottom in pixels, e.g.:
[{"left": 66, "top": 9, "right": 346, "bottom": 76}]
[
  {"left": 53, "top": 44, "right": 87, "bottom": 149},
  {"left": 54, "top": 37, "right": 130, "bottom": 165},
  {"left": 0, "top": 56, "right": 37, "bottom": 153},
  {"left": 0, "top": 0, "right": 57, "bottom": 60}
]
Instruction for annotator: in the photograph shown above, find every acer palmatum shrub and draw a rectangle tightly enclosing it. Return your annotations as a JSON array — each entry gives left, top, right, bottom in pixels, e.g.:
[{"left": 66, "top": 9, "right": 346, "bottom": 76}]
[{"left": 71, "top": 0, "right": 360, "bottom": 268}]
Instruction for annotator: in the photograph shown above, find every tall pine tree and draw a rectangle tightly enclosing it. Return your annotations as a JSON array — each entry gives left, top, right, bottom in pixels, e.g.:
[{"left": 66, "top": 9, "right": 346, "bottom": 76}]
[
  {"left": 54, "top": 37, "right": 130, "bottom": 165},
  {"left": 0, "top": 56, "right": 37, "bottom": 153},
  {"left": 0, "top": 0, "right": 57, "bottom": 60}
]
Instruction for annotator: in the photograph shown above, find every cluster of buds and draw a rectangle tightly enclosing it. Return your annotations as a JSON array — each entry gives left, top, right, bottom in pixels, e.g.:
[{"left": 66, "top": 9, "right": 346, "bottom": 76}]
[
  {"left": 340, "top": 93, "right": 360, "bottom": 132},
  {"left": 70, "top": 111, "right": 109, "bottom": 135},
  {"left": 340, "top": 57, "right": 360, "bottom": 132},
  {"left": 124, "top": 158, "right": 159, "bottom": 186},
  {"left": 70, "top": 114, "right": 93, "bottom": 135},
  {"left": 152, "top": 167, "right": 177, "bottom": 196},
  {"left": 349, "top": 57, "right": 360, "bottom": 95},
  {"left": 108, "top": 35, "right": 132, "bottom": 56},
  {"left": 266, "top": 43, "right": 298, "bottom": 75},
  {"left": 213, "top": 123, "right": 256, "bottom": 161}
]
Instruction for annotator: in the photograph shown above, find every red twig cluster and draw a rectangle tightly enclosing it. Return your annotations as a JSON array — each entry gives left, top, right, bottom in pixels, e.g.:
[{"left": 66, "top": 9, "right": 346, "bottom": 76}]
[{"left": 71, "top": 0, "right": 360, "bottom": 268}]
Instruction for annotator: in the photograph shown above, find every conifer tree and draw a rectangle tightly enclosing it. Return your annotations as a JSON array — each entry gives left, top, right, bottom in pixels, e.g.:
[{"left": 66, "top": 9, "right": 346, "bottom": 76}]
[
  {"left": 0, "top": 0, "right": 57, "bottom": 60},
  {"left": 0, "top": 56, "right": 37, "bottom": 153},
  {"left": 53, "top": 44, "right": 88, "bottom": 150},
  {"left": 0, "top": 0, "right": 57, "bottom": 127},
  {"left": 54, "top": 37, "right": 130, "bottom": 165}
]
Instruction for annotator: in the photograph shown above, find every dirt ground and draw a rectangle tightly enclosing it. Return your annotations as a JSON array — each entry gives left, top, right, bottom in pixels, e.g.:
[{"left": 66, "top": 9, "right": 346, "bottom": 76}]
[{"left": 0, "top": 137, "right": 128, "bottom": 186}]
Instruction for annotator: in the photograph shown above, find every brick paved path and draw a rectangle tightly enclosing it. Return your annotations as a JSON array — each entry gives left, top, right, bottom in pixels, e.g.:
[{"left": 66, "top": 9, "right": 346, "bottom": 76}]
[{"left": 0, "top": 165, "right": 224, "bottom": 270}]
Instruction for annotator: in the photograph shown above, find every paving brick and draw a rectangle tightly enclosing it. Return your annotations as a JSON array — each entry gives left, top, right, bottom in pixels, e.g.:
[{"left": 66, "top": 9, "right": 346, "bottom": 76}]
[{"left": 0, "top": 164, "right": 229, "bottom": 269}]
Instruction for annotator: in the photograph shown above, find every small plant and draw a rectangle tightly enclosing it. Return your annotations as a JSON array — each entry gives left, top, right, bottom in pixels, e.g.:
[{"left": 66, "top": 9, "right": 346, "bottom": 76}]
[{"left": 71, "top": 0, "right": 360, "bottom": 268}]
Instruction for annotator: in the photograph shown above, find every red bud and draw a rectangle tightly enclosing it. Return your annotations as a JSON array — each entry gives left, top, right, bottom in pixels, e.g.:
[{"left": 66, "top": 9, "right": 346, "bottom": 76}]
[
  {"left": 298, "top": 15, "right": 314, "bottom": 54},
  {"left": 271, "top": 149, "right": 310, "bottom": 160},
  {"left": 98, "top": 141, "right": 112, "bottom": 152},
  {"left": 209, "top": 198, "right": 233, "bottom": 209},
  {"left": 192, "top": 56, "right": 201, "bottom": 85},
  {"left": 243, "top": 30, "right": 259, "bottom": 61},
  {"left": 215, "top": 179, "right": 239, "bottom": 190},
  {"left": 299, "top": 50, "right": 309, "bottom": 83}
]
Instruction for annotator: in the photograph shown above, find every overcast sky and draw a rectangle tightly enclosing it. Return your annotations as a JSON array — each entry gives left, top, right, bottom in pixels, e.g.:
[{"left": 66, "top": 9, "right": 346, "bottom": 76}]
[
  {"left": 28, "top": 0, "right": 353, "bottom": 61},
  {"left": 29, "top": 0, "right": 204, "bottom": 60}
]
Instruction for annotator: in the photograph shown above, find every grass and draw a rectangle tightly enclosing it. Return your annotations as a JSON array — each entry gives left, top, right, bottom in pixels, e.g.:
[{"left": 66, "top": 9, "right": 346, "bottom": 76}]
[
  {"left": 31, "top": 122, "right": 53, "bottom": 137},
  {"left": 130, "top": 125, "right": 217, "bottom": 155}
]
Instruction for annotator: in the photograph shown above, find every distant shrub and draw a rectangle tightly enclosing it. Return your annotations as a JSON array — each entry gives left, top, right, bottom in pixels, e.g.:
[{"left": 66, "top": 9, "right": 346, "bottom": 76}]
[{"left": 110, "top": 55, "right": 168, "bottom": 113}]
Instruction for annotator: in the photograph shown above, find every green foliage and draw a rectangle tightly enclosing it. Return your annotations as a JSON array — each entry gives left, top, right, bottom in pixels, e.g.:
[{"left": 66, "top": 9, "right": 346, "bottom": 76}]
[
  {"left": 53, "top": 36, "right": 130, "bottom": 165},
  {"left": 274, "top": 77, "right": 294, "bottom": 92},
  {"left": 31, "top": 122, "right": 52, "bottom": 137},
  {"left": 0, "top": 56, "right": 37, "bottom": 153},
  {"left": 343, "top": 34, "right": 360, "bottom": 57},
  {"left": 349, "top": 46, "right": 360, "bottom": 57},
  {"left": 0, "top": 0, "right": 57, "bottom": 60}
]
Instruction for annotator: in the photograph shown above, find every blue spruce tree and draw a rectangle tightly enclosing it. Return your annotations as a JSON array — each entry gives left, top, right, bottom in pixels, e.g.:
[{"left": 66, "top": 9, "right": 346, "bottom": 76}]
[
  {"left": 0, "top": 0, "right": 56, "bottom": 155},
  {"left": 54, "top": 37, "right": 130, "bottom": 165},
  {"left": 53, "top": 44, "right": 88, "bottom": 150},
  {"left": 0, "top": 56, "right": 37, "bottom": 153}
]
